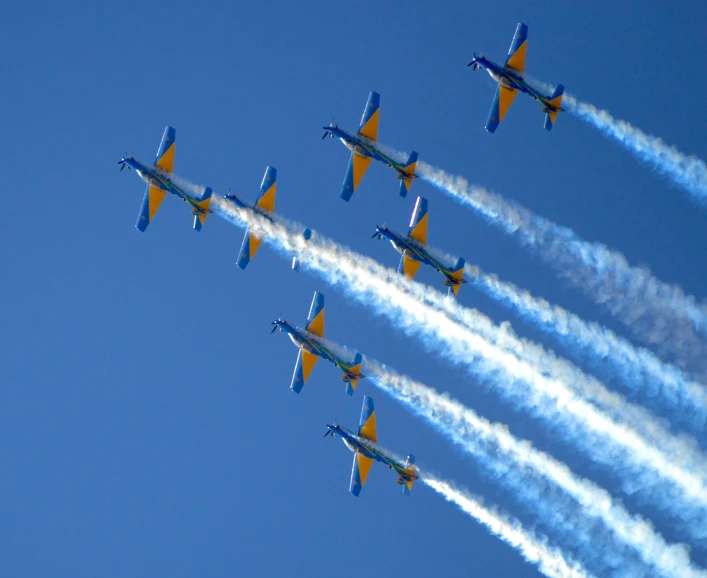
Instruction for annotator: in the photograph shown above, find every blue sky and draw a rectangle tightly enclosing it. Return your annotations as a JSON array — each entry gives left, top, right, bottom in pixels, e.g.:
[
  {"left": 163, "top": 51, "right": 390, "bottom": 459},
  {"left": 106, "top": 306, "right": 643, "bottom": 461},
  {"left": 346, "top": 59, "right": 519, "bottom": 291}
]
[{"left": 2, "top": 1, "right": 706, "bottom": 576}]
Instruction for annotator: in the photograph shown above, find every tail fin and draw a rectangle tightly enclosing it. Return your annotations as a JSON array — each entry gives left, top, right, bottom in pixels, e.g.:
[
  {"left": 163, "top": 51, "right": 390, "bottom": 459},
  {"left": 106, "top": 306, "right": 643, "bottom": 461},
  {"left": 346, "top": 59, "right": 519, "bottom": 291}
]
[
  {"left": 193, "top": 187, "right": 213, "bottom": 232},
  {"left": 446, "top": 257, "right": 466, "bottom": 297},
  {"left": 543, "top": 84, "right": 564, "bottom": 131},
  {"left": 344, "top": 352, "right": 364, "bottom": 396},
  {"left": 398, "top": 151, "right": 418, "bottom": 197}
]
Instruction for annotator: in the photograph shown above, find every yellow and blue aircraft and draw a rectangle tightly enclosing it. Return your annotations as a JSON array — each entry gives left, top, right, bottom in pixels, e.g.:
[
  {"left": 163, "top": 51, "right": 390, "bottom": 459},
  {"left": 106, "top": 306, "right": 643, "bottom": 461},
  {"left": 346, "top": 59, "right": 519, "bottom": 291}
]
[
  {"left": 467, "top": 23, "right": 565, "bottom": 132},
  {"left": 222, "top": 166, "right": 312, "bottom": 270},
  {"left": 322, "top": 91, "right": 419, "bottom": 201},
  {"left": 325, "top": 395, "right": 417, "bottom": 497},
  {"left": 118, "top": 126, "right": 214, "bottom": 231},
  {"left": 271, "top": 291, "right": 364, "bottom": 395},
  {"left": 373, "top": 196, "right": 466, "bottom": 296}
]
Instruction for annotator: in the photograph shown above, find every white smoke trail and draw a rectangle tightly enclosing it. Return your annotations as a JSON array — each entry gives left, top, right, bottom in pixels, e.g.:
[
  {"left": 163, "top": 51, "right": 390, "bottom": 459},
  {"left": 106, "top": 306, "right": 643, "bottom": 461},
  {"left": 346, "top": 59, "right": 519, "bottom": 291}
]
[
  {"left": 211, "top": 196, "right": 707, "bottom": 532},
  {"left": 563, "top": 95, "right": 707, "bottom": 207},
  {"left": 421, "top": 476, "right": 594, "bottom": 578},
  {"left": 342, "top": 433, "right": 595, "bottom": 577},
  {"left": 461, "top": 261, "right": 707, "bottom": 434},
  {"left": 411, "top": 158, "right": 707, "bottom": 377},
  {"left": 366, "top": 363, "right": 705, "bottom": 578}
]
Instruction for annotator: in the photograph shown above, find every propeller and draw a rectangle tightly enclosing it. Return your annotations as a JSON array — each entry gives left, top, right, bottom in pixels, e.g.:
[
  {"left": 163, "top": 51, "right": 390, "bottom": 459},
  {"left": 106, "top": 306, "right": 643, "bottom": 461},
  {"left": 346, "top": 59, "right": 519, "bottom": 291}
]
[
  {"left": 270, "top": 321, "right": 279, "bottom": 334},
  {"left": 468, "top": 52, "right": 482, "bottom": 70},
  {"left": 371, "top": 227, "right": 383, "bottom": 240},
  {"left": 118, "top": 151, "right": 130, "bottom": 171},
  {"left": 321, "top": 119, "right": 336, "bottom": 140},
  {"left": 324, "top": 417, "right": 339, "bottom": 437}
]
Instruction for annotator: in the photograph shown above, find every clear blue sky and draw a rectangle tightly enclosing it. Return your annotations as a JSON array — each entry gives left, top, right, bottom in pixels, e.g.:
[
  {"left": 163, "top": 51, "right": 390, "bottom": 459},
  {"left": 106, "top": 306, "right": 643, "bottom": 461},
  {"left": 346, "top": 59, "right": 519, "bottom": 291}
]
[{"left": 2, "top": 1, "right": 706, "bottom": 576}]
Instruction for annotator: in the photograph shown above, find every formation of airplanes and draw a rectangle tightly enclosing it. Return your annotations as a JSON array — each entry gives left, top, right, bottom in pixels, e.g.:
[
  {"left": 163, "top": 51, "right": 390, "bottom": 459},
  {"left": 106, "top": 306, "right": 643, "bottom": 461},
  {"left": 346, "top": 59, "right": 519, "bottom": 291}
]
[{"left": 118, "top": 21, "right": 564, "bottom": 497}]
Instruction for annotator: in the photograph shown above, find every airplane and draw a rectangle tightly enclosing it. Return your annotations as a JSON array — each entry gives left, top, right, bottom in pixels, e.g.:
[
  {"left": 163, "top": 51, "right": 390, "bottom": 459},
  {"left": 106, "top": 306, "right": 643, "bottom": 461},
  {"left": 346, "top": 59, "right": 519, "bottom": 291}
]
[
  {"left": 118, "top": 126, "right": 214, "bottom": 231},
  {"left": 224, "top": 166, "right": 278, "bottom": 269},
  {"left": 322, "top": 91, "right": 419, "bottom": 201},
  {"left": 271, "top": 291, "right": 365, "bottom": 395},
  {"left": 467, "top": 23, "right": 565, "bottom": 133},
  {"left": 325, "top": 395, "right": 417, "bottom": 496},
  {"left": 372, "top": 196, "right": 466, "bottom": 296}
]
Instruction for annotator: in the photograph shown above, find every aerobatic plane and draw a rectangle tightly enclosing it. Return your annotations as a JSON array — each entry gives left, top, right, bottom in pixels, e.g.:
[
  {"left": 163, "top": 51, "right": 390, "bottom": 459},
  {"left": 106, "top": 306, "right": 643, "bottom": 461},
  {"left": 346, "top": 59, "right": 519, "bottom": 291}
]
[
  {"left": 467, "top": 23, "right": 565, "bottom": 133},
  {"left": 118, "top": 126, "right": 214, "bottom": 231},
  {"left": 271, "top": 291, "right": 364, "bottom": 395},
  {"left": 223, "top": 167, "right": 312, "bottom": 271},
  {"left": 325, "top": 395, "right": 417, "bottom": 497},
  {"left": 322, "top": 91, "right": 419, "bottom": 201},
  {"left": 373, "top": 196, "right": 466, "bottom": 296},
  {"left": 224, "top": 166, "right": 278, "bottom": 269}
]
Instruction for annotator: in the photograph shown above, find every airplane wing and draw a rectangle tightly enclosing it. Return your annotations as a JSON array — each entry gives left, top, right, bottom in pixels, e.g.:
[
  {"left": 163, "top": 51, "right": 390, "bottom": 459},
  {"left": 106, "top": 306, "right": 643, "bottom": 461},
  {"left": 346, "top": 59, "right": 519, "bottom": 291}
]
[
  {"left": 304, "top": 291, "right": 325, "bottom": 337},
  {"left": 135, "top": 126, "right": 176, "bottom": 231},
  {"left": 504, "top": 23, "right": 528, "bottom": 75},
  {"left": 485, "top": 85, "right": 518, "bottom": 134},
  {"left": 136, "top": 184, "right": 167, "bottom": 232},
  {"left": 340, "top": 152, "right": 372, "bottom": 202},
  {"left": 407, "top": 196, "right": 429, "bottom": 244},
  {"left": 154, "top": 126, "right": 176, "bottom": 173},
  {"left": 255, "top": 166, "right": 277, "bottom": 213},
  {"left": 357, "top": 396, "right": 377, "bottom": 442},
  {"left": 236, "top": 167, "right": 277, "bottom": 268},
  {"left": 397, "top": 255, "right": 422, "bottom": 280},
  {"left": 291, "top": 349, "right": 319, "bottom": 393},
  {"left": 357, "top": 91, "right": 380, "bottom": 141},
  {"left": 349, "top": 453, "right": 374, "bottom": 497}
]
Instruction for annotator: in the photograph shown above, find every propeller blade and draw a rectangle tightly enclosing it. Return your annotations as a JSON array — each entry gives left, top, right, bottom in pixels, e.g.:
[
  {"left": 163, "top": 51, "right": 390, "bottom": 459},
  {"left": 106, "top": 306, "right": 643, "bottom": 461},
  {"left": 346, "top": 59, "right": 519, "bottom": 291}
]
[
  {"left": 324, "top": 430, "right": 331, "bottom": 438},
  {"left": 321, "top": 131, "right": 328, "bottom": 140},
  {"left": 270, "top": 323, "right": 278, "bottom": 334},
  {"left": 371, "top": 231, "right": 379, "bottom": 239},
  {"left": 120, "top": 163, "right": 125, "bottom": 171}
]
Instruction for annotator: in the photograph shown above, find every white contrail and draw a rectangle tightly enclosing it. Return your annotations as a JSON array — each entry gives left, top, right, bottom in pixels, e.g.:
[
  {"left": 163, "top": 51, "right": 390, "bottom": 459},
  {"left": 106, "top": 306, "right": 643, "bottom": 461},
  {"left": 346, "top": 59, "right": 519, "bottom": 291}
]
[
  {"left": 421, "top": 476, "right": 594, "bottom": 578},
  {"left": 212, "top": 196, "right": 707, "bottom": 531},
  {"left": 366, "top": 363, "right": 705, "bottom": 578},
  {"left": 563, "top": 95, "right": 707, "bottom": 207},
  {"left": 411, "top": 158, "right": 707, "bottom": 377},
  {"left": 460, "top": 260, "right": 707, "bottom": 434}
]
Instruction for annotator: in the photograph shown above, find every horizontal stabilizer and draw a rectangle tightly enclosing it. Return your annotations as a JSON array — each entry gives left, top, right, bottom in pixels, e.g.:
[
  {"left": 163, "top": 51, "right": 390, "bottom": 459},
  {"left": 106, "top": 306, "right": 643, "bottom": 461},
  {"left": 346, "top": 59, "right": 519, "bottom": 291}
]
[
  {"left": 398, "top": 151, "right": 418, "bottom": 197},
  {"left": 543, "top": 84, "right": 564, "bottom": 132},
  {"left": 446, "top": 257, "right": 466, "bottom": 297},
  {"left": 344, "top": 352, "right": 364, "bottom": 395},
  {"left": 292, "top": 228, "right": 312, "bottom": 272},
  {"left": 192, "top": 187, "right": 213, "bottom": 232}
]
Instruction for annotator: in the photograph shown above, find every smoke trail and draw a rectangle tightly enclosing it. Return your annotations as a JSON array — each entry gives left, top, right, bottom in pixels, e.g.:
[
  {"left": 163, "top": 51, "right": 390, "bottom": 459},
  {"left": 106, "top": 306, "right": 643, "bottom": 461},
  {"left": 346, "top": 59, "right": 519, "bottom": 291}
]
[
  {"left": 461, "top": 260, "right": 707, "bottom": 435},
  {"left": 366, "top": 363, "right": 705, "bottom": 578},
  {"left": 342, "top": 433, "right": 595, "bottom": 577},
  {"left": 211, "top": 196, "right": 707, "bottom": 532},
  {"left": 563, "top": 95, "right": 707, "bottom": 207},
  {"left": 411, "top": 158, "right": 707, "bottom": 377},
  {"left": 421, "top": 476, "right": 594, "bottom": 578}
]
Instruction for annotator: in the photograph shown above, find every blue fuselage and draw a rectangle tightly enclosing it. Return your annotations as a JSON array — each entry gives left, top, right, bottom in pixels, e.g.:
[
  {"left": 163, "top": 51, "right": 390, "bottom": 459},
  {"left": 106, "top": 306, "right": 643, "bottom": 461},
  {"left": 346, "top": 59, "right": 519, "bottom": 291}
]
[
  {"left": 273, "top": 320, "right": 362, "bottom": 382},
  {"left": 326, "top": 126, "right": 412, "bottom": 177},
  {"left": 326, "top": 425, "right": 415, "bottom": 482},
  {"left": 122, "top": 157, "right": 208, "bottom": 212},
  {"left": 376, "top": 226, "right": 463, "bottom": 287},
  {"left": 474, "top": 57, "right": 560, "bottom": 110}
]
